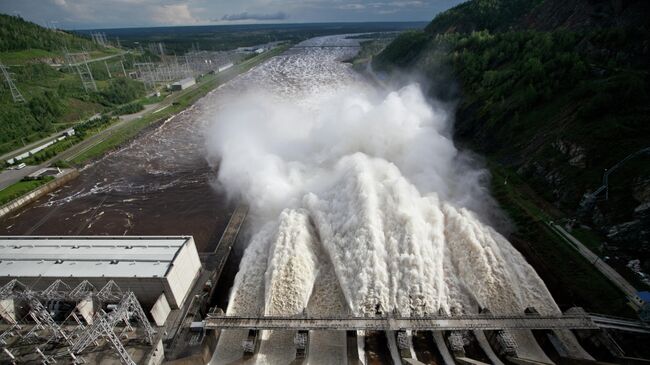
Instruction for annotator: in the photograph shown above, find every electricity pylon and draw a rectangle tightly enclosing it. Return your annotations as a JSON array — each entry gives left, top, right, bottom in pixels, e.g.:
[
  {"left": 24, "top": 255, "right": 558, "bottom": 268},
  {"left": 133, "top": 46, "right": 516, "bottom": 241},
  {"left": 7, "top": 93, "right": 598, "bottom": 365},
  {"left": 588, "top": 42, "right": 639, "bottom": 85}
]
[{"left": 0, "top": 62, "right": 26, "bottom": 103}]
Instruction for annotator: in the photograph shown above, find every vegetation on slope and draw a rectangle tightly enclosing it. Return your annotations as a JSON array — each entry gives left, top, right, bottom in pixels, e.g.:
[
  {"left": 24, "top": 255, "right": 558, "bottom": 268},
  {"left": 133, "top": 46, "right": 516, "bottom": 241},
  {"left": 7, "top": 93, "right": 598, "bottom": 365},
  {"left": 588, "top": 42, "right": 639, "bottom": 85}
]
[
  {"left": 0, "top": 14, "right": 96, "bottom": 52},
  {"left": 424, "top": 0, "right": 542, "bottom": 34},
  {"left": 374, "top": 0, "right": 650, "bottom": 312},
  {"left": 0, "top": 14, "right": 147, "bottom": 156}
]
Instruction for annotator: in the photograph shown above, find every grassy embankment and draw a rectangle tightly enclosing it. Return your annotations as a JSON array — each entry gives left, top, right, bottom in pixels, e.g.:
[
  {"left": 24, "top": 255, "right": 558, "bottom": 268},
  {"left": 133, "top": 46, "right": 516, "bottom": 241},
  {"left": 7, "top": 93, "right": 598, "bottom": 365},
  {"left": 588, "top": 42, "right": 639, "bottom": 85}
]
[
  {"left": 0, "top": 176, "right": 54, "bottom": 205},
  {"left": 69, "top": 44, "right": 290, "bottom": 165}
]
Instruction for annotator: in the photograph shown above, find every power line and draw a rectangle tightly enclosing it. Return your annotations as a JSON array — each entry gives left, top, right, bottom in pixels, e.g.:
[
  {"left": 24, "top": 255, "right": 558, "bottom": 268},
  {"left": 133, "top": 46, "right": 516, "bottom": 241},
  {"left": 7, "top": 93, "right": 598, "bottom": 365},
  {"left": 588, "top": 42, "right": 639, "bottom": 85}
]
[
  {"left": 64, "top": 49, "right": 98, "bottom": 93},
  {"left": 0, "top": 62, "right": 26, "bottom": 103}
]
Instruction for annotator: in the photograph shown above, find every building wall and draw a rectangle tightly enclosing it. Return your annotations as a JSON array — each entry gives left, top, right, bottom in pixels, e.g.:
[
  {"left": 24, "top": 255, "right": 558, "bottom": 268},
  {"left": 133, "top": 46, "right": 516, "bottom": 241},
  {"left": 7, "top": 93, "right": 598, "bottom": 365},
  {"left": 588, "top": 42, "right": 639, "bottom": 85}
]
[
  {"left": 150, "top": 293, "right": 171, "bottom": 326},
  {"left": 0, "top": 237, "right": 201, "bottom": 313},
  {"left": 164, "top": 237, "right": 202, "bottom": 309}
]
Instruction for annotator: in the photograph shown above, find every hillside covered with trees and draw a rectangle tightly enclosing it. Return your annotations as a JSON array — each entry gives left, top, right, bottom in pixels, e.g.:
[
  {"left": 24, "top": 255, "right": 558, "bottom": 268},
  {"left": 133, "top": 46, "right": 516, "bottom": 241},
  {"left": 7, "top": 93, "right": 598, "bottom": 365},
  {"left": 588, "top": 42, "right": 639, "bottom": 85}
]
[
  {"left": 0, "top": 14, "right": 96, "bottom": 52},
  {"left": 374, "top": 0, "right": 650, "bottom": 305},
  {"left": 0, "top": 14, "right": 145, "bottom": 155}
]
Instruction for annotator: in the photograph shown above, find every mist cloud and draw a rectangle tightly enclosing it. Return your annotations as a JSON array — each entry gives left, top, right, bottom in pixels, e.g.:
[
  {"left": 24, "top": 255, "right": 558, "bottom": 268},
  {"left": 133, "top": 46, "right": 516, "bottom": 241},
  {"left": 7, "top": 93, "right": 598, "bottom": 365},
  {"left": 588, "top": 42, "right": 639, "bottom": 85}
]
[{"left": 205, "top": 39, "right": 568, "bottom": 363}]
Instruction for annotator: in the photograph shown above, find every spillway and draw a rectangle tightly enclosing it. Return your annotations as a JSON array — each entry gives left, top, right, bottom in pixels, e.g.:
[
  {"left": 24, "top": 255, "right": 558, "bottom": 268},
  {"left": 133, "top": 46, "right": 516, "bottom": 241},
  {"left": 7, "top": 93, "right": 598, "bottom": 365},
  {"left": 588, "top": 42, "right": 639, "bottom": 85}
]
[{"left": 205, "top": 35, "right": 563, "bottom": 364}]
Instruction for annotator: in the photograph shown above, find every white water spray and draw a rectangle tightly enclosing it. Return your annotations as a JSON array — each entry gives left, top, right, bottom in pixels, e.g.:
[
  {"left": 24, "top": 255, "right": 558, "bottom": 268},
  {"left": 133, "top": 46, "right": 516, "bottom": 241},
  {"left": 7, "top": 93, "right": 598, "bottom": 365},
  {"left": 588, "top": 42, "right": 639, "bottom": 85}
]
[{"left": 205, "top": 36, "right": 561, "bottom": 364}]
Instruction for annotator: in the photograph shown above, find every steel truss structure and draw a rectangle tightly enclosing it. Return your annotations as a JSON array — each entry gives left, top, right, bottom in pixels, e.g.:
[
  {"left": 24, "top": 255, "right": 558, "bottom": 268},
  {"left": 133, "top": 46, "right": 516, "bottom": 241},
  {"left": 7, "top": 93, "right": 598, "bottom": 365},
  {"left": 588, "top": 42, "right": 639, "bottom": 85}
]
[
  {"left": 134, "top": 51, "right": 242, "bottom": 91},
  {"left": 0, "top": 279, "right": 156, "bottom": 365},
  {"left": 0, "top": 62, "right": 26, "bottom": 103},
  {"left": 64, "top": 50, "right": 98, "bottom": 93}
]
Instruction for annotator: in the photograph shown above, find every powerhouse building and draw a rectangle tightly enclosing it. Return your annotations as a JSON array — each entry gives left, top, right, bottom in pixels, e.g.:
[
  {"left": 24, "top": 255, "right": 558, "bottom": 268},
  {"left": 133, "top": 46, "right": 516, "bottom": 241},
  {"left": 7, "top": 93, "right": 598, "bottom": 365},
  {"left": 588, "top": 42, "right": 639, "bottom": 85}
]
[{"left": 0, "top": 236, "right": 201, "bottom": 324}]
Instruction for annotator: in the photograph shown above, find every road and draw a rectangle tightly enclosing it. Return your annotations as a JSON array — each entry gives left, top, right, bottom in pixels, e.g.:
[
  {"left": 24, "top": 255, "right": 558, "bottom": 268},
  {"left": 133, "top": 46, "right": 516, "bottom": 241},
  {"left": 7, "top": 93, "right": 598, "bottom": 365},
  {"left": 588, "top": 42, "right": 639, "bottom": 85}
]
[
  {"left": 549, "top": 223, "right": 642, "bottom": 307},
  {"left": 0, "top": 113, "right": 102, "bottom": 191},
  {"left": 0, "top": 166, "right": 41, "bottom": 191},
  {"left": 0, "top": 73, "right": 207, "bottom": 192},
  {"left": 0, "top": 114, "right": 101, "bottom": 163},
  {"left": 1, "top": 45, "right": 286, "bottom": 207},
  {"left": 63, "top": 50, "right": 129, "bottom": 67}
]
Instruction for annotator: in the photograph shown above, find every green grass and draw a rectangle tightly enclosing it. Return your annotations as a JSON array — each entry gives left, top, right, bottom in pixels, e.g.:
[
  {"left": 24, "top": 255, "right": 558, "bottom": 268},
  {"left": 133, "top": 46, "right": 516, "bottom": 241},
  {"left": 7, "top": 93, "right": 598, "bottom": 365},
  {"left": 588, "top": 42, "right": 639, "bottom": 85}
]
[
  {"left": 140, "top": 93, "right": 168, "bottom": 105},
  {"left": 0, "top": 177, "right": 54, "bottom": 205},
  {"left": 350, "top": 39, "right": 392, "bottom": 66},
  {"left": 0, "top": 48, "right": 58, "bottom": 64},
  {"left": 69, "top": 44, "right": 290, "bottom": 165},
  {"left": 571, "top": 227, "right": 604, "bottom": 254},
  {"left": 489, "top": 162, "right": 636, "bottom": 317}
]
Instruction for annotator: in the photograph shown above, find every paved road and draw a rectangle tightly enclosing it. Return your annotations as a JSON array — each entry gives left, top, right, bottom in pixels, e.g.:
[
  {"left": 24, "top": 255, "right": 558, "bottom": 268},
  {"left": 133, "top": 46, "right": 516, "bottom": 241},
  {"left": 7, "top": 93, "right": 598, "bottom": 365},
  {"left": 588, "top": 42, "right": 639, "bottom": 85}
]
[
  {"left": 118, "top": 103, "right": 160, "bottom": 123},
  {"left": 0, "top": 114, "right": 101, "bottom": 163},
  {"left": 549, "top": 223, "right": 642, "bottom": 307},
  {"left": 1, "top": 46, "right": 285, "bottom": 197},
  {"left": 0, "top": 166, "right": 42, "bottom": 191},
  {"left": 64, "top": 50, "right": 129, "bottom": 67},
  {"left": 0, "top": 113, "right": 101, "bottom": 191}
]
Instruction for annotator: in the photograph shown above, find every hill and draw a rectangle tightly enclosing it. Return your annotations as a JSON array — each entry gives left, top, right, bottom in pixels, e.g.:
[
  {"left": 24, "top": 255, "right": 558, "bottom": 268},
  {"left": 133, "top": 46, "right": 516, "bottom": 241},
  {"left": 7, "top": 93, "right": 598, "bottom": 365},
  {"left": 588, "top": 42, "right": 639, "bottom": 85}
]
[
  {"left": 0, "top": 14, "right": 96, "bottom": 53},
  {"left": 0, "top": 14, "right": 145, "bottom": 156},
  {"left": 374, "top": 0, "right": 650, "bottom": 301},
  {"left": 424, "top": 0, "right": 542, "bottom": 34},
  {"left": 424, "top": 0, "right": 650, "bottom": 34}
]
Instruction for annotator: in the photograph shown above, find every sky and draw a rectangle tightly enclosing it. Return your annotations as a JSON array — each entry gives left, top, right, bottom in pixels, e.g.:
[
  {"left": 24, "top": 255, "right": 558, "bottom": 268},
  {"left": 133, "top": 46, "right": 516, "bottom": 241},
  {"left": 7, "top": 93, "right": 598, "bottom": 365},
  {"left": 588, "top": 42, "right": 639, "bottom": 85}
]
[{"left": 0, "top": 0, "right": 465, "bottom": 29}]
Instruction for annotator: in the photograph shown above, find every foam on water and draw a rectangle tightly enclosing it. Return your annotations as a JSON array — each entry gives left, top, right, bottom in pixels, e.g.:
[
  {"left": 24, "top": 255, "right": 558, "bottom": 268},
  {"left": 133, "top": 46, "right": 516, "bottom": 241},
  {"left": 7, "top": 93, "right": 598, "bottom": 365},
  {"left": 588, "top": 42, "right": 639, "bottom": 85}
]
[{"left": 206, "top": 35, "right": 560, "bottom": 364}]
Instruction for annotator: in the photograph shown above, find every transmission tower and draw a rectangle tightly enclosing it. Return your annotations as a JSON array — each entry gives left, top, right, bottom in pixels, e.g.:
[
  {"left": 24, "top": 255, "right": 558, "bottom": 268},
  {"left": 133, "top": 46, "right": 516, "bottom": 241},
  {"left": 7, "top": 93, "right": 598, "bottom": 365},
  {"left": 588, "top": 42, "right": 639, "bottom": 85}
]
[
  {"left": 133, "top": 62, "right": 156, "bottom": 90},
  {"left": 65, "top": 51, "right": 98, "bottom": 93},
  {"left": 104, "top": 60, "right": 112, "bottom": 78},
  {"left": 91, "top": 32, "right": 108, "bottom": 46},
  {"left": 0, "top": 62, "right": 26, "bottom": 103}
]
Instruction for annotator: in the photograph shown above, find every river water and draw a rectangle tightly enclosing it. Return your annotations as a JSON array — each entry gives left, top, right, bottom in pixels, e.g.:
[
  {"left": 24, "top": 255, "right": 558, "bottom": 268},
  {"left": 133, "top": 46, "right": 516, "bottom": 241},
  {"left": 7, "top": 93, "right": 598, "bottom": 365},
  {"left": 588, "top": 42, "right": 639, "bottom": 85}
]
[
  {"left": 0, "top": 78, "right": 236, "bottom": 251},
  {"left": 2, "top": 35, "right": 590, "bottom": 364}
]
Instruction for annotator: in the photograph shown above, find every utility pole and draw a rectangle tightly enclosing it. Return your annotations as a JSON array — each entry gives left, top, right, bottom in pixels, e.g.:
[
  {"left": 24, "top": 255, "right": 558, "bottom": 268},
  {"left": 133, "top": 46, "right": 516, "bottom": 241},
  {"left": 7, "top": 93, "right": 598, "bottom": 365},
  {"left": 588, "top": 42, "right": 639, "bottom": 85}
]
[
  {"left": 0, "top": 62, "right": 26, "bottom": 103},
  {"left": 120, "top": 60, "right": 127, "bottom": 77},
  {"left": 104, "top": 60, "right": 112, "bottom": 78}
]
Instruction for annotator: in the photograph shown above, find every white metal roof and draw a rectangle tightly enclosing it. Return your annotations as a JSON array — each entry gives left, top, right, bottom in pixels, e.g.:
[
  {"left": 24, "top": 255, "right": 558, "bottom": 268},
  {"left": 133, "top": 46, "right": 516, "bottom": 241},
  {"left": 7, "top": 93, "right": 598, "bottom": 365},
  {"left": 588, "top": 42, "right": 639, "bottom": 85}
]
[{"left": 0, "top": 236, "right": 190, "bottom": 278}]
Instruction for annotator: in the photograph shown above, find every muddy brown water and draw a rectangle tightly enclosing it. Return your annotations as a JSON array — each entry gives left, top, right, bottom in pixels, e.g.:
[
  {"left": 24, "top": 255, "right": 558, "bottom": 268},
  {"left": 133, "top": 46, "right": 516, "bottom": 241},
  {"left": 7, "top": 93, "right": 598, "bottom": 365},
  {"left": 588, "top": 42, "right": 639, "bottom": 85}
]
[{"left": 0, "top": 106, "right": 234, "bottom": 253}]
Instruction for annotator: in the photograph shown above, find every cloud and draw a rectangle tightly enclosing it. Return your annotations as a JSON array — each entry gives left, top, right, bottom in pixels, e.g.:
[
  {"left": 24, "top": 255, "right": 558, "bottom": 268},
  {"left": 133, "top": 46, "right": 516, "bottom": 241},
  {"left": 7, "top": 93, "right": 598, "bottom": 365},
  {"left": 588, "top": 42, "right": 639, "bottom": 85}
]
[
  {"left": 2, "top": 0, "right": 465, "bottom": 28},
  {"left": 152, "top": 4, "right": 199, "bottom": 25},
  {"left": 220, "top": 11, "right": 288, "bottom": 21},
  {"left": 337, "top": 4, "right": 365, "bottom": 10}
]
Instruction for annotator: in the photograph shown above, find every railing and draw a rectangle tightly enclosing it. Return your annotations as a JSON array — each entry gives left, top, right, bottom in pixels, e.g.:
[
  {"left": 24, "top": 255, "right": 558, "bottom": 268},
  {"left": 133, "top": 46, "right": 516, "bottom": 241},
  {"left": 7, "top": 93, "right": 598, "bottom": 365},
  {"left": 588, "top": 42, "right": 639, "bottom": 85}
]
[{"left": 203, "top": 313, "right": 598, "bottom": 331}]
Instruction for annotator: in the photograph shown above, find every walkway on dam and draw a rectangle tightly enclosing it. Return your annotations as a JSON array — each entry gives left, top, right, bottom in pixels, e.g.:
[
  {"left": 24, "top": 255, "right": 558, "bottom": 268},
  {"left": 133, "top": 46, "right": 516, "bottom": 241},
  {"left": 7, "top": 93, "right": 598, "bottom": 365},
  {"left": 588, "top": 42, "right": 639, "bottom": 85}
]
[{"left": 204, "top": 313, "right": 599, "bottom": 331}]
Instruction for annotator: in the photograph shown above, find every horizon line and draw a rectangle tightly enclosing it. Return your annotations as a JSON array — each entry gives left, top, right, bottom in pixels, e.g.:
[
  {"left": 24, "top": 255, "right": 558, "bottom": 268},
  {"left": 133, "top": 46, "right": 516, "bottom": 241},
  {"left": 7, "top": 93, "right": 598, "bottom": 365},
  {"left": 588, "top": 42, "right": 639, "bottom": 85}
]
[{"left": 67, "top": 20, "right": 429, "bottom": 32}]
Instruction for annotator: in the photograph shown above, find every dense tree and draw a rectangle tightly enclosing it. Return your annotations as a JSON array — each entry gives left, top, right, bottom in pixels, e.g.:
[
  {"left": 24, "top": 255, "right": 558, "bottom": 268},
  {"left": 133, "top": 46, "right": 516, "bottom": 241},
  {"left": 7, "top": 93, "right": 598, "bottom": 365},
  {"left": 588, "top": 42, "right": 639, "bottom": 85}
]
[
  {"left": 0, "top": 14, "right": 96, "bottom": 52},
  {"left": 97, "top": 78, "right": 145, "bottom": 106}
]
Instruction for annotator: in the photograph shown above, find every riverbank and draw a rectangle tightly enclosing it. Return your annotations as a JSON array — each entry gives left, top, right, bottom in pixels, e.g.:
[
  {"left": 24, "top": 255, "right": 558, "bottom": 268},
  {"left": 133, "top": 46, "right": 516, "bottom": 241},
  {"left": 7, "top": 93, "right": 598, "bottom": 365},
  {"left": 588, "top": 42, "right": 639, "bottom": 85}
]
[
  {"left": 0, "top": 45, "right": 290, "bottom": 219},
  {"left": 0, "top": 169, "right": 78, "bottom": 220},
  {"left": 68, "top": 44, "right": 291, "bottom": 166}
]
